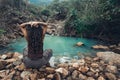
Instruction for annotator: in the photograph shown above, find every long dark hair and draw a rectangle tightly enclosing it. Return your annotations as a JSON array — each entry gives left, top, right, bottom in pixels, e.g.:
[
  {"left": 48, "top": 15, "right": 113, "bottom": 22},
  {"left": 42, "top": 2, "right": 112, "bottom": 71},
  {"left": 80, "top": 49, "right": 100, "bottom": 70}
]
[{"left": 26, "top": 24, "right": 43, "bottom": 58}]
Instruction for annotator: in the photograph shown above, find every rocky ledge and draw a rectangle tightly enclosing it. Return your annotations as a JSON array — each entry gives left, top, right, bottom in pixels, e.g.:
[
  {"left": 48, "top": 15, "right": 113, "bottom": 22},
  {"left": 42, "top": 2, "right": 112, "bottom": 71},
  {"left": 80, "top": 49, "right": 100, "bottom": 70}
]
[{"left": 0, "top": 52, "right": 120, "bottom": 80}]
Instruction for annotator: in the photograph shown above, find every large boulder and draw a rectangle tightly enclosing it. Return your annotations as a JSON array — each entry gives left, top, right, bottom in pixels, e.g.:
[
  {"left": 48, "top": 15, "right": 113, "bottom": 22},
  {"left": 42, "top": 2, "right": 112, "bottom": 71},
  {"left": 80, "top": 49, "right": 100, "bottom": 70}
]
[{"left": 96, "top": 52, "right": 120, "bottom": 66}]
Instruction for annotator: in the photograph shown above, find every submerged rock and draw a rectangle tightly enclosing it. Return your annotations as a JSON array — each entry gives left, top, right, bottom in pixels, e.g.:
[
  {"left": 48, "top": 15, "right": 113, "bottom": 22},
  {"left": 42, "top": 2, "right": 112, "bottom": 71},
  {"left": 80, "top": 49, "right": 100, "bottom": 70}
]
[{"left": 76, "top": 42, "right": 84, "bottom": 47}]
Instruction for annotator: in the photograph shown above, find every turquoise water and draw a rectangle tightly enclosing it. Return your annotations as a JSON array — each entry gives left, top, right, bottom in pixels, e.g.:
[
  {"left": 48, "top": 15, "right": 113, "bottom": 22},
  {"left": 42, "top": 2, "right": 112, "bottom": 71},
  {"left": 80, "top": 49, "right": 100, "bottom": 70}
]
[{"left": 8, "top": 35, "right": 101, "bottom": 58}]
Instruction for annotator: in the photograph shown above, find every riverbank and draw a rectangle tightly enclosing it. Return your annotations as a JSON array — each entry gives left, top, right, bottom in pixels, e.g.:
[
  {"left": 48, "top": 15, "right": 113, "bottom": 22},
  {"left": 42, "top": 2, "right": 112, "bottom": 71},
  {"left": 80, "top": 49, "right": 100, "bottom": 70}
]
[{"left": 0, "top": 51, "right": 119, "bottom": 80}]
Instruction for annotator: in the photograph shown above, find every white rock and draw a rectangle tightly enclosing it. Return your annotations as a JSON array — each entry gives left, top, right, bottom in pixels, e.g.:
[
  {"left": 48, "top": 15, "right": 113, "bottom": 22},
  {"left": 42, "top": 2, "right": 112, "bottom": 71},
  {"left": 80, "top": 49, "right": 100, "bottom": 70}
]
[
  {"left": 76, "top": 42, "right": 84, "bottom": 47},
  {"left": 1, "top": 55, "right": 7, "bottom": 60},
  {"left": 49, "top": 57, "right": 55, "bottom": 67},
  {"left": 21, "top": 71, "right": 31, "bottom": 79}
]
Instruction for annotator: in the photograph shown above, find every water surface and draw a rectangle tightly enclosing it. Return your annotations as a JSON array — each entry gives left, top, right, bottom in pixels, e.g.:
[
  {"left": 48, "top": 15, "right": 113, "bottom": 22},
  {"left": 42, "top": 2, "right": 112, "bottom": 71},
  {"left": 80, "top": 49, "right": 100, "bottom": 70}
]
[{"left": 8, "top": 35, "right": 101, "bottom": 58}]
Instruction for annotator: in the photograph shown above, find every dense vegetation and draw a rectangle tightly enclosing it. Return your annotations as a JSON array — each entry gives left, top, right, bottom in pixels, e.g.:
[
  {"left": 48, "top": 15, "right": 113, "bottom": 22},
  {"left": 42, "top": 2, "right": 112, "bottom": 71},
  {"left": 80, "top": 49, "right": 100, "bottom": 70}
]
[{"left": 42, "top": 0, "right": 120, "bottom": 43}]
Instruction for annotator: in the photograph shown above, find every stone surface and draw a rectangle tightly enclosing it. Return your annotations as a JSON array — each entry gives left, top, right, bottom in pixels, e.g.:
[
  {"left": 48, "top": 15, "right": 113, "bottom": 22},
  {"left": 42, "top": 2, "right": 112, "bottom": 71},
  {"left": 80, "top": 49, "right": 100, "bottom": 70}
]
[
  {"left": 72, "top": 63, "right": 79, "bottom": 68},
  {"left": 79, "top": 66, "right": 89, "bottom": 73},
  {"left": 92, "top": 45, "right": 109, "bottom": 50},
  {"left": 91, "top": 63, "right": 99, "bottom": 68},
  {"left": 53, "top": 73, "right": 61, "bottom": 80},
  {"left": 87, "top": 77, "right": 95, "bottom": 80},
  {"left": 13, "top": 52, "right": 22, "bottom": 59},
  {"left": 72, "top": 70, "right": 79, "bottom": 79},
  {"left": 105, "top": 73, "right": 116, "bottom": 80},
  {"left": 79, "top": 74, "right": 87, "bottom": 80},
  {"left": 97, "top": 51, "right": 120, "bottom": 65},
  {"left": 30, "top": 73, "right": 37, "bottom": 80},
  {"left": 55, "top": 68, "right": 68, "bottom": 77},
  {"left": 106, "top": 65, "right": 118, "bottom": 73},
  {"left": 46, "top": 67, "right": 55, "bottom": 74},
  {"left": 86, "top": 71, "right": 94, "bottom": 77},
  {"left": 98, "top": 76, "right": 105, "bottom": 80},
  {"left": 76, "top": 42, "right": 84, "bottom": 47},
  {"left": 78, "top": 59, "right": 85, "bottom": 66},
  {"left": 1, "top": 55, "right": 7, "bottom": 60},
  {"left": 20, "top": 71, "right": 31, "bottom": 79},
  {"left": 0, "top": 52, "right": 119, "bottom": 80},
  {"left": 47, "top": 74, "right": 54, "bottom": 79}
]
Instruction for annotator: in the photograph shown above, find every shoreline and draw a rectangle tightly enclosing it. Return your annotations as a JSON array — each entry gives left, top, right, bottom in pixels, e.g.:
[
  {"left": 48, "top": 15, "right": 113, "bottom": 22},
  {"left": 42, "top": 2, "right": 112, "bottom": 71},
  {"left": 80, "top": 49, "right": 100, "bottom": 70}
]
[{"left": 0, "top": 51, "right": 119, "bottom": 80}]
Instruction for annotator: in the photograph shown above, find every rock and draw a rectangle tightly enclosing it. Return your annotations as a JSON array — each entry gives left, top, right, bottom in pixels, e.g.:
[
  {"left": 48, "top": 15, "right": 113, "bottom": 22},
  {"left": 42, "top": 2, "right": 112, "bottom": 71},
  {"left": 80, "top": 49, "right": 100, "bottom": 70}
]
[
  {"left": 6, "top": 63, "right": 14, "bottom": 69},
  {"left": 55, "top": 68, "right": 68, "bottom": 77},
  {"left": 78, "top": 59, "right": 85, "bottom": 66},
  {"left": 57, "top": 63, "right": 69, "bottom": 69},
  {"left": 20, "top": 71, "right": 31, "bottom": 79},
  {"left": 79, "top": 74, "right": 87, "bottom": 80},
  {"left": 105, "top": 73, "right": 116, "bottom": 80},
  {"left": 13, "top": 60, "right": 22, "bottom": 66},
  {"left": 85, "top": 56, "right": 92, "bottom": 61},
  {"left": 94, "top": 72, "right": 99, "bottom": 78},
  {"left": 106, "top": 65, "right": 117, "bottom": 73},
  {"left": 46, "top": 67, "right": 55, "bottom": 74},
  {"left": 18, "top": 63, "right": 26, "bottom": 71},
  {"left": 91, "top": 63, "right": 99, "bottom": 68},
  {"left": 68, "top": 66, "right": 75, "bottom": 73},
  {"left": 47, "top": 74, "right": 54, "bottom": 79},
  {"left": 90, "top": 67, "right": 96, "bottom": 73},
  {"left": 98, "top": 76, "right": 105, "bottom": 80},
  {"left": 53, "top": 73, "right": 61, "bottom": 80},
  {"left": 113, "top": 47, "right": 120, "bottom": 54},
  {"left": 0, "top": 60, "right": 7, "bottom": 70},
  {"left": 97, "top": 52, "right": 120, "bottom": 66},
  {"left": 0, "top": 62, "right": 4, "bottom": 70},
  {"left": 1, "top": 55, "right": 7, "bottom": 60},
  {"left": 6, "top": 52, "right": 14, "bottom": 58},
  {"left": 87, "top": 77, "right": 95, "bottom": 80},
  {"left": 72, "top": 63, "right": 79, "bottom": 68},
  {"left": 13, "top": 52, "right": 22, "bottom": 59},
  {"left": 3, "top": 70, "right": 16, "bottom": 80},
  {"left": 38, "top": 78, "right": 46, "bottom": 80},
  {"left": 0, "top": 70, "right": 9, "bottom": 78},
  {"left": 67, "top": 76, "right": 72, "bottom": 80},
  {"left": 92, "top": 45, "right": 109, "bottom": 50},
  {"left": 5, "top": 58, "right": 17, "bottom": 63},
  {"left": 13, "top": 75, "right": 22, "bottom": 80},
  {"left": 30, "top": 73, "right": 37, "bottom": 80},
  {"left": 79, "top": 66, "right": 89, "bottom": 73},
  {"left": 86, "top": 71, "right": 94, "bottom": 77},
  {"left": 72, "top": 70, "right": 79, "bottom": 79},
  {"left": 76, "top": 42, "right": 84, "bottom": 47},
  {"left": 93, "top": 57, "right": 100, "bottom": 61}
]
